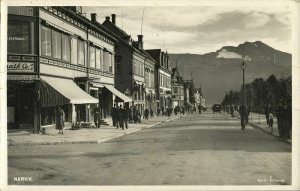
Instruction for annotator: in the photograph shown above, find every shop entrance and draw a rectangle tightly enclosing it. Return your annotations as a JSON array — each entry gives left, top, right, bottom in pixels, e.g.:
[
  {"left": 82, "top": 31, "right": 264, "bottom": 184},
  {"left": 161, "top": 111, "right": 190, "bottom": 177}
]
[{"left": 7, "top": 81, "right": 35, "bottom": 129}]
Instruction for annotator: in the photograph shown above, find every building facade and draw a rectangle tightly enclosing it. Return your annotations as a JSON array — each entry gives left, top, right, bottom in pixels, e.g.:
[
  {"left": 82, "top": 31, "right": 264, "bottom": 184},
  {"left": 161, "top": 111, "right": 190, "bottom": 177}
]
[
  {"left": 102, "top": 14, "right": 154, "bottom": 114},
  {"left": 171, "top": 67, "right": 185, "bottom": 108},
  {"left": 7, "top": 6, "right": 120, "bottom": 132},
  {"left": 146, "top": 49, "right": 172, "bottom": 113}
]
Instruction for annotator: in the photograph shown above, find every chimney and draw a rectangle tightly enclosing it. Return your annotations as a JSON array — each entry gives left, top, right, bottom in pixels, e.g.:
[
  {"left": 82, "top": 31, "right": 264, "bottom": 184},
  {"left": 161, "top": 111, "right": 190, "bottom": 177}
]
[
  {"left": 105, "top": 16, "right": 110, "bottom": 21},
  {"left": 138, "top": 35, "right": 143, "bottom": 49},
  {"left": 112, "top": 14, "right": 116, "bottom": 24},
  {"left": 91, "top": 13, "right": 97, "bottom": 22}
]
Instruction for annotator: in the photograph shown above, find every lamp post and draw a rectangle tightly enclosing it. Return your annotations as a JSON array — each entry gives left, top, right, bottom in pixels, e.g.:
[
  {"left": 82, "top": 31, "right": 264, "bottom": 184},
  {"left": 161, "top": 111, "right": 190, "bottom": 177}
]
[{"left": 241, "top": 61, "right": 247, "bottom": 106}]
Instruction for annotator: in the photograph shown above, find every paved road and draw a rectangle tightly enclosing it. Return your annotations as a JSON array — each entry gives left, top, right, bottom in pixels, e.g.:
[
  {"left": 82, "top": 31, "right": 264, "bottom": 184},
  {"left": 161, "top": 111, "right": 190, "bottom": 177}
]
[{"left": 8, "top": 111, "right": 291, "bottom": 185}]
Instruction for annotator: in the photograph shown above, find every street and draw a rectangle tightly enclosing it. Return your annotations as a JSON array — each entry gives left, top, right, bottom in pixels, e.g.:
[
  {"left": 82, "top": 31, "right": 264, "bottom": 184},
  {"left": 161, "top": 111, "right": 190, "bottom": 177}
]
[{"left": 8, "top": 111, "right": 291, "bottom": 185}]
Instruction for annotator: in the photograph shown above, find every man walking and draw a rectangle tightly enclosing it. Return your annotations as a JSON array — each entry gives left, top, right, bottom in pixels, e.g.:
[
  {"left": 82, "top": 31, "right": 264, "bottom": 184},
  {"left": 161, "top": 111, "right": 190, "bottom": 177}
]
[
  {"left": 123, "top": 106, "right": 129, "bottom": 129},
  {"left": 118, "top": 105, "right": 124, "bottom": 129},
  {"left": 111, "top": 104, "right": 117, "bottom": 127},
  {"left": 198, "top": 105, "right": 202, "bottom": 114},
  {"left": 239, "top": 104, "right": 247, "bottom": 132}
]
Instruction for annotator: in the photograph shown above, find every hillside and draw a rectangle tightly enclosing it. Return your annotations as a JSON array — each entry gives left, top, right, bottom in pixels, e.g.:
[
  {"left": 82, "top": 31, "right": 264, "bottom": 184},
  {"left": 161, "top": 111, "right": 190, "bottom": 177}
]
[{"left": 169, "top": 41, "right": 291, "bottom": 105}]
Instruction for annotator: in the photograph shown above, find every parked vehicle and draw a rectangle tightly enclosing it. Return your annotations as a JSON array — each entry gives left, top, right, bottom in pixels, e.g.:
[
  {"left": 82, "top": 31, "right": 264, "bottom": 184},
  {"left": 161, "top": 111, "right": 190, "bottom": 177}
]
[{"left": 212, "top": 104, "right": 222, "bottom": 113}]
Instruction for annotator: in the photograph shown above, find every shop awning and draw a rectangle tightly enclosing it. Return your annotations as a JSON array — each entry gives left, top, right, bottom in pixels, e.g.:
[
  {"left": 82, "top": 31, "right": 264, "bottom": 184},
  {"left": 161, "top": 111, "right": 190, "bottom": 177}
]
[
  {"left": 104, "top": 84, "right": 132, "bottom": 103},
  {"left": 40, "top": 76, "right": 98, "bottom": 106}
]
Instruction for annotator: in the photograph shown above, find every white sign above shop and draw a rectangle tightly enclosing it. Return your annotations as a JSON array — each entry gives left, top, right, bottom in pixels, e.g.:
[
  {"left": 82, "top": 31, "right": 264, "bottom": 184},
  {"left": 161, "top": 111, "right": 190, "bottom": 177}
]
[{"left": 7, "top": 62, "right": 34, "bottom": 72}]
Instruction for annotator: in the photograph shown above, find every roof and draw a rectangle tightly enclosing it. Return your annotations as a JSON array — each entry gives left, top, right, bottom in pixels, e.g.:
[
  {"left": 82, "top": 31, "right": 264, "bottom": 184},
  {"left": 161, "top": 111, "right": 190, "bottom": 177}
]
[{"left": 102, "top": 20, "right": 156, "bottom": 63}]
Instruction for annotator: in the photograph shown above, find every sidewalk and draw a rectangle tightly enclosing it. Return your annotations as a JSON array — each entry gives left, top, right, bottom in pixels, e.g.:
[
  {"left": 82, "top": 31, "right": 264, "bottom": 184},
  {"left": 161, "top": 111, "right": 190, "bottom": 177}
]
[
  {"left": 8, "top": 114, "right": 185, "bottom": 146},
  {"left": 235, "top": 112, "right": 291, "bottom": 144}
]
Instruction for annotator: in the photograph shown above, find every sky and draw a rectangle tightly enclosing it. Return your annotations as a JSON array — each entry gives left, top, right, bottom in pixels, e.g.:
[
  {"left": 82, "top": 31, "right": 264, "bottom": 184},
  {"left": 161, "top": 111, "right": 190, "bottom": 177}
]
[{"left": 83, "top": 5, "right": 292, "bottom": 54}]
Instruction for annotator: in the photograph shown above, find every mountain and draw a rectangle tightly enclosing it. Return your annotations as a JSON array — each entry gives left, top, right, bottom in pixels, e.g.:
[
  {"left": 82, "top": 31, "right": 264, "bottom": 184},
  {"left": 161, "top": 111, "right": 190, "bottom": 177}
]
[{"left": 169, "top": 41, "right": 291, "bottom": 106}]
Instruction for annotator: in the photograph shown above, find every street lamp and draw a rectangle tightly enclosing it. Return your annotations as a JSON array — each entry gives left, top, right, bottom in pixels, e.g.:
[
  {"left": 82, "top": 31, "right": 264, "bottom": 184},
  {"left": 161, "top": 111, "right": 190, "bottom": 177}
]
[{"left": 241, "top": 61, "right": 247, "bottom": 106}]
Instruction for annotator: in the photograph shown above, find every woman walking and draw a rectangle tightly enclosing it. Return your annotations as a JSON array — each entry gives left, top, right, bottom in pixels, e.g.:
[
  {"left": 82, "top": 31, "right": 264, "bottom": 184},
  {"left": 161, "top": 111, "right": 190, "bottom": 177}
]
[{"left": 56, "top": 107, "right": 65, "bottom": 134}]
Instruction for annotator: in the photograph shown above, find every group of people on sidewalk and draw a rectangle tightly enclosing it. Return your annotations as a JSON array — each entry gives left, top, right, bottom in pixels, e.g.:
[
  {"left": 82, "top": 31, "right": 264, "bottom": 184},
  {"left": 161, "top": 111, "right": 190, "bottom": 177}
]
[{"left": 264, "top": 103, "right": 291, "bottom": 139}]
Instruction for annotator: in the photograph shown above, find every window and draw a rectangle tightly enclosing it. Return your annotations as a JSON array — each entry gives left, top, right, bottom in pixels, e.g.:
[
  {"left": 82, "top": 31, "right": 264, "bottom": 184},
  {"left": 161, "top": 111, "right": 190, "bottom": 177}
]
[
  {"left": 116, "top": 56, "right": 121, "bottom": 73},
  {"left": 100, "top": 49, "right": 104, "bottom": 71},
  {"left": 108, "top": 53, "right": 112, "bottom": 72},
  {"left": 41, "top": 25, "right": 52, "bottom": 56},
  {"left": 89, "top": 46, "right": 96, "bottom": 68},
  {"left": 145, "top": 71, "right": 149, "bottom": 87},
  {"left": 173, "top": 87, "right": 178, "bottom": 94},
  {"left": 52, "top": 30, "right": 62, "bottom": 59},
  {"left": 96, "top": 48, "right": 100, "bottom": 69},
  {"left": 71, "top": 38, "right": 77, "bottom": 64},
  {"left": 8, "top": 20, "right": 34, "bottom": 54},
  {"left": 62, "top": 34, "right": 70, "bottom": 61},
  {"left": 78, "top": 40, "right": 85, "bottom": 65}
]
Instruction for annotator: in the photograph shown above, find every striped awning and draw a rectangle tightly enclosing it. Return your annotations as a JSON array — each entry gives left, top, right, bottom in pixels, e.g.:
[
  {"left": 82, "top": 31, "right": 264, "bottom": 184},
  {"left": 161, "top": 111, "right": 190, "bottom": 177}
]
[{"left": 40, "top": 76, "right": 98, "bottom": 107}]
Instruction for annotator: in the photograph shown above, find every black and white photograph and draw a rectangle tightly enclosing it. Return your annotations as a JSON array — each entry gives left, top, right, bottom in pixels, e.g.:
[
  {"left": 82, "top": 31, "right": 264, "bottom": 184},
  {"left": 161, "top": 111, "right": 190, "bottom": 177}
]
[{"left": 1, "top": 0, "right": 300, "bottom": 190}]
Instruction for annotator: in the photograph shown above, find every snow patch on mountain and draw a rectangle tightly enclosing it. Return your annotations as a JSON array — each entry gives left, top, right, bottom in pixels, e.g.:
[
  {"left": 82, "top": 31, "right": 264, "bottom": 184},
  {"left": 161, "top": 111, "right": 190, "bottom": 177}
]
[{"left": 217, "top": 49, "right": 242, "bottom": 59}]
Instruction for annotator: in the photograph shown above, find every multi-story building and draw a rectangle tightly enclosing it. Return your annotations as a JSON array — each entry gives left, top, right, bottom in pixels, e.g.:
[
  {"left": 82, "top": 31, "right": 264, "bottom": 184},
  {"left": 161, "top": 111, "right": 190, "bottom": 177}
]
[
  {"left": 183, "top": 80, "right": 195, "bottom": 109},
  {"left": 171, "top": 67, "right": 185, "bottom": 108},
  {"left": 7, "top": 6, "right": 123, "bottom": 133},
  {"left": 146, "top": 49, "right": 172, "bottom": 113},
  {"left": 101, "top": 14, "right": 155, "bottom": 114}
]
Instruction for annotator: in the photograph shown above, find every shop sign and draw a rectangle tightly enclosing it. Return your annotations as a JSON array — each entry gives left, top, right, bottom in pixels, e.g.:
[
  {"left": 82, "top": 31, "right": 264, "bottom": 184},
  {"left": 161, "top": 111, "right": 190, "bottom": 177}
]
[{"left": 7, "top": 62, "right": 34, "bottom": 72}]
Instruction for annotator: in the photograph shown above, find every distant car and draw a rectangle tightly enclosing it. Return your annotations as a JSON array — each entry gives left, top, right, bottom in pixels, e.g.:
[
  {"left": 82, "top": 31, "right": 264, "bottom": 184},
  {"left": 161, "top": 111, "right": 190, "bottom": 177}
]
[{"left": 212, "top": 104, "right": 222, "bottom": 113}]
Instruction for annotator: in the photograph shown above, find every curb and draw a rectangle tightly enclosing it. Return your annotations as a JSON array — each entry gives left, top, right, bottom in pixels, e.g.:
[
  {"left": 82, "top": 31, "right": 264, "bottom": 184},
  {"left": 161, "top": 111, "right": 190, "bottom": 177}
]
[{"left": 8, "top": 115, "right": 184, "bottom": 146}]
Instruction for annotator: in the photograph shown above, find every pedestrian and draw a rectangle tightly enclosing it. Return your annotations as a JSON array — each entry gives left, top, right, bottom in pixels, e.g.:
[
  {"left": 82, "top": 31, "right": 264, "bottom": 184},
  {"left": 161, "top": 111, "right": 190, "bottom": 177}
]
[
  {"left": 198, "top": 105, "right": 202, "bottom": 114},
  {"left": 133, "top": 106, "right": 137, "bottom": 123},
  {"left": 157, "top": 107, "right": 161, "bottom": 116},
  {"left": 276, "top": 101, "right": 286, "bottom": 138},
  {"left": 93, "top": 107, "right": 100, "bottom": 128},
  {"left": 136, "top": 109, "right": 141, "bottom": 123},
  {"left": 128, "top": 106, "right": 133, "bottom": 123},
  {"left": 144, "top": 108, "right": 149, "bottom": 122},
  {"left": 111, "top": 104, "right": 117, "bottom": 127},
  {"left": 167, "top": 107, "right": 171, "bottom": 119},
  {"left": 150, "top": 109, "right": 154, "bottom": 117},
  {"left": 56, "top": 107, "right": 65, "bottom": 134},
  {"left": 118, "top": 105, "right": 124, "bottom": 129},
  {"left": 230, "top": 105, "right": 234, "bottom": 118},
  {"left": 123, "top": 105, "right": 129, "bottom": 129},
  {"left": 239, "top": 104, "right": 247, "bottom": 132},
  {"left": 268, "top": 111, "right": 274, "bottom": 133}
]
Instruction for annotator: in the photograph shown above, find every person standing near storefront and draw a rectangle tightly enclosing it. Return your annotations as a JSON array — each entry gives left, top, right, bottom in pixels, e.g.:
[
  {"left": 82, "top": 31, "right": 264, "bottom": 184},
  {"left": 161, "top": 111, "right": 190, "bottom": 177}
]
[
  {"left": 144, "top": 108, "right": 149, "bottom": 122},
  {"left": 56, "top": 107, "right": 65, "bottom": 134},
  {"left": 118, "top": 105, "right": 124, "bottom": 129},
  {"left": 111, "top": 104, "right": 117, "bottom": 127},
  {"left": 94, "top": 107, "right": 100, "bottom": 128},
  {"left": 123, "top": 106, "right": 129, "bottom": 129}
]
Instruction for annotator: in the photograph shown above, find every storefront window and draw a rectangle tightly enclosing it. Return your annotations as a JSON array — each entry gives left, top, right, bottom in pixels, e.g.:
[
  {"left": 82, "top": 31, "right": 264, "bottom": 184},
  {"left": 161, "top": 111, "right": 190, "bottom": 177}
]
[
  {"left": 52, "top": 30, "right": 62, "bottom": 59},
  {"left": 89, "top": 46, "right": 96, "bottom": 68},
  {"left": 41, "top": 25, "right": 52, "bottom": 56},
  {"left": 62, "top": 34, "right": 70, "bottom": 61},
  {"left": 78, "top": 40, "right": 85, "bottom": 65},
  {"left": 8, "top": 20, "right": 33, "bottom": 54}
]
